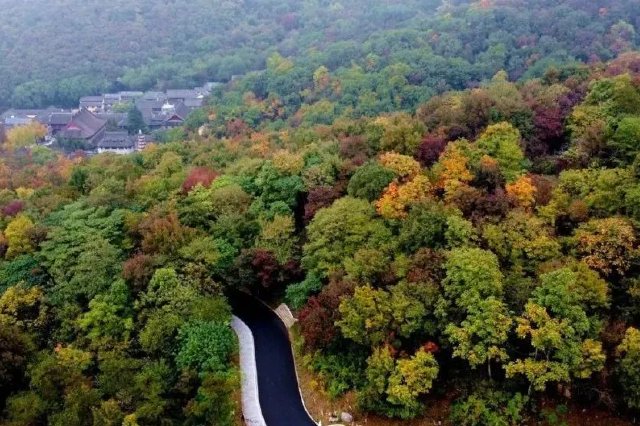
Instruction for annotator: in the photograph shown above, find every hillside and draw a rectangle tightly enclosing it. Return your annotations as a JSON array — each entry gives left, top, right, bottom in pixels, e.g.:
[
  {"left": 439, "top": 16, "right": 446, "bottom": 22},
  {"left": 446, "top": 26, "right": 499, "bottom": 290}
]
[
  {"left": 1, "top": 0, "right": 638, "bottom": 110},
  {"left": 0, "top": 0, "right": 438, "bottom": 108},
  {"left": 3, "top": 52, "right": 640, "bottom": 424}
]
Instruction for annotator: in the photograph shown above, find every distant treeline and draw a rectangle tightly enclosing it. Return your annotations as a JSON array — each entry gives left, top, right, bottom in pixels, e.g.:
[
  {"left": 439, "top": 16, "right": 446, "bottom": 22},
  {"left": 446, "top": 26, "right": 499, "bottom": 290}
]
[{"left": 0, "top": 0, "right": 637, "bottom": 109}]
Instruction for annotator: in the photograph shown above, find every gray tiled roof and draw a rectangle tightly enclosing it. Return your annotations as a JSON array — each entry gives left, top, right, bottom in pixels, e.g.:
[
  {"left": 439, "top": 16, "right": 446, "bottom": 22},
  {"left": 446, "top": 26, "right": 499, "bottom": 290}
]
[
  {"left": 48, "top": 113, "right": 73, "bottom": 126},
  {"left": 1, "top": 107, "right": 58, "bottom": 120},
  {"left": 174, "top": 102, "right": 191, "bottom": 120},
  {"left": 61, "top": 109, "right": 107, "bottom": 139},
  {"left": 166, "top": 89, "right": 198, "bottom": 99},
  {"left": 95, "top": 112, "right": 128, "bottom": 126},
  {"left": 99, "top": 131, "right": 134, "bottom": 149},
  {"left": 80, "top": 96, "right": 103, "bottom": 103},
  {"left": 142, "top": 91, "right": 167, "bottom": 101},
  {"left": 4, "top": 116, "right": 32, "bottom": 126},
  {"left": 183, "top": 98, "right": 204, "bottom": 108}
]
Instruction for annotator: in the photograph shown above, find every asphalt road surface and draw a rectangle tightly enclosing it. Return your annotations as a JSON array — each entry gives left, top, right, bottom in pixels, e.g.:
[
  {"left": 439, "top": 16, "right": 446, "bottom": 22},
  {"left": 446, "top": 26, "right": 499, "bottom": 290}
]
[{"left": 229, "top": 292, "right": 317, "bottom": 426}]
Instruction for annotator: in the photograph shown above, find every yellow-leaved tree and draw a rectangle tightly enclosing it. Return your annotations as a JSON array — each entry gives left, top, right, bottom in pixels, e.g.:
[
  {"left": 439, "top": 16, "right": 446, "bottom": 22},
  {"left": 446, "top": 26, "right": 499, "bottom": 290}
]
[{"left": 6, "top": 122, "right": 47, "bottom": 149}]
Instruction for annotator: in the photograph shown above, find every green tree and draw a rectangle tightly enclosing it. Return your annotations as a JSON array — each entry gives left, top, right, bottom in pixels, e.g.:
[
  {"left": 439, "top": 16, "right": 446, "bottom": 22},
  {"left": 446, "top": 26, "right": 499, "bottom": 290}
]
[
  {"left": 42, "top": 234, "right": 121, "bottom": 307},
  {"left": 178, "top": 185, "right": 214, "bottom": 228},
  {"left": 344, "top": 247, "right": 391, "bottom": 284},
  {"left": 184, "top": 371, "right": 239, "bottom": 426},
  {"left": 253, "top": 163, "right": 305, "bottom": 214},
  {"left": 476, "top": 122, "right": 526, "bottom": 182},
  {"left": 127, "top": 105, "right": 147, "bottom": 135},
  {"left": 389, "top": 281, "right": 440, "bottom": 339},
  {"left": 136, "top": 268, "right": 197, "bottom": 319},
  {"left": 132, "top": 360, "right": 172, "bottom": 423},
  {"left": 209, "top": 182, "right": 252, "bottom": 217},
  {"left": 446, "top": 297, "right": 512, "bottom": 378},
  {"left": 303, "top": 197, "right": 392, "bottom": 277},
  {"left": 347, "top": 162, "right": 395, "bottom": 202},
  {"left": 611, "top": 116, "right": 640, "bottom": 163},
  {"left": 359, "top": 347, "right": 439, "bottom": 419},
  {"left": 39, "top": 204, "right": 125, "bottom": 306},
  {"left": 255, "top": 214, "right": 297, "bottom": 263},
  {"left": 617, "top": 327, "right": 640, "bottom": 409},
  {"left": 337, "top": 285, "right": 392, "bottom": 346},
  {"left": 4, "top": 391, "right": 47, "bottom": 425},
  {"left": 77, "top": 280, "right": 134, "bottom": 349},
  {"left": 450, "top": 389, "right": 529, "bottom": 426},
  {"left": 175, "top": 320, "right": 237, "bottom": 372},
  {"left": 139, "top": 311, "right": 184, "bottom": 357},
  {"left": 482, "top": 211, "right": 561, "bottom": 272},
  {"left": 506, "top": 269, "right": 606, "bottom": 393},
  {"left": 97, "top": 351, "right": 143, "bottom": 401},
  {"left": 398, "top": 202, "right": 450, "bottom": 252},
  {"left": 441, "top": 247, "right": 503, "bottom": 312}
]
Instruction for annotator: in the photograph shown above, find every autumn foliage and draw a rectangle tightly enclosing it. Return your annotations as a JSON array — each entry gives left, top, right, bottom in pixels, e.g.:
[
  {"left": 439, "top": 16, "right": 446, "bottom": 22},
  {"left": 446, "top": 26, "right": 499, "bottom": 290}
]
[
  {"left": 181, "top": 167, "right": 218, "bottom": 194},
  {"left": 376, "top": 175, "right": 432, "bottom": 220}
]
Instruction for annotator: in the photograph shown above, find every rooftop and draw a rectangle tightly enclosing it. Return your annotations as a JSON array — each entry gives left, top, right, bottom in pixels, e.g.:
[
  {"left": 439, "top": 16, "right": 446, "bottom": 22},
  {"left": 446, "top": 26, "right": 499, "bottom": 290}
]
[
  {"left": 1, "top": 107, "right": 61, "bottom": 120},
  {"left": 48, "top": 112, "right": 73, "bottom": 126},
  {"left": 79, "top": 96, "right": 103, "bottom": 102},
  {"left": 61, "top": 109, "right": 107, "bottom": 139},
  {"left": 99, "top": 131, "right": 134, "bottom": 149},
  {"left": 4, "top": 116, "right": 32, "bottom": 127},
  {"left": 166, "top": 89, "right": 198, "bottom": 99},
  {"left": 184, "top": 98, "right": 204, "bottom": 108},
  {"left": 142, "top": 91, "right": 167, "bottom": 101}
]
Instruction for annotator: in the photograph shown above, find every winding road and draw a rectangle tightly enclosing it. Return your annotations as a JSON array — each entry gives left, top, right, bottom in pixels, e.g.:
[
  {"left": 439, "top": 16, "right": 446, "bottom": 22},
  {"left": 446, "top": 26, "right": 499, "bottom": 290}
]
[{"left": 229, "top": 292, "right": 318, "bottom": 426}]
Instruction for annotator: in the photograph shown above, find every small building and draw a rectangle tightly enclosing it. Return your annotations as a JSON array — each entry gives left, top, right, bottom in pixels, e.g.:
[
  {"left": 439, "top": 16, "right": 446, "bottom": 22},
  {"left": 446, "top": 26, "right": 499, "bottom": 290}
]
[
  {"left": 118, "top": 91, "right": 144, "bottom": 103},
  {"left": 135, "top": 100, "right": 196, "bottom": 130},
  {"left": 193, "top": 86, "right": 211, "bottom": 97},
  {"left": 136, "top": 98, "right": 163, "bottom": 130},
  {"left": 97, "top": 131, "right": 135, "bottom": 154},
  {"left": 59, "top": 109, "right": 107, "bottom": 146},
  {"left": 1, "top": 108, "right": 60, "bottom": 129},
  {"left": 142, "top": 91, "right": 167, "bottom": 102},
  {"left": 47, "top": 112, "right": 73, "bottom": 135},
  {"left": 102, "top": 94, "right": 121, "bottom": 111},
  {"left": 3, "top": 116, "right": 32, "bottom": 129},
  {"left": 163, "top": 102, "right": 192, "bottom": 128},
  {"left": 79, "top": 96, "right": 104, "bottom": 112},
  {"left": 166, "top": 89, "right": 199, "bottom": 104}
]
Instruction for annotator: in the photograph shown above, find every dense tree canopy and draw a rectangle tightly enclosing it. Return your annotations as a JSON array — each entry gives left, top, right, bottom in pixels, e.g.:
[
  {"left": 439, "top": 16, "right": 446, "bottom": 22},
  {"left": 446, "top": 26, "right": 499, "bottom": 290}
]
[{"left": 3, "top": 2, "right": 640, "bottom": 425}]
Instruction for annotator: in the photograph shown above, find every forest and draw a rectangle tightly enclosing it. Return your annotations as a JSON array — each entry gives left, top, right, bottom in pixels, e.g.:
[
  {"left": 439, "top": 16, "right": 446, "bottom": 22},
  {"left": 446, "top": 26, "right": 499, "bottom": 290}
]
[
  {"left": 3, "top": 0, "right": 640, "bottom": 425},
  {"left": 3, "top": 51, "right": 640, "bottom": 424},
  {"left": 1, "top": 0, "right": 639, "bottom": 109}
]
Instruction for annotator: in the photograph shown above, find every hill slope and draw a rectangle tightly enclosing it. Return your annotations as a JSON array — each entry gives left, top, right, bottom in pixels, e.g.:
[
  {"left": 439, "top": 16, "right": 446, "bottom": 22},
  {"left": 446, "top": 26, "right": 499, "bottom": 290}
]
[{"left": 1, "top": 0, "right": 639, "bottom": 109}]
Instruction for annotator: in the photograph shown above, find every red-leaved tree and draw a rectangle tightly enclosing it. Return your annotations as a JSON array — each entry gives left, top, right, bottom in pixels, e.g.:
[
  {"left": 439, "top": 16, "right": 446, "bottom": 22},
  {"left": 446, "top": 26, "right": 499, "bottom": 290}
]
[
  {"left": 182, "top": 167, "right": 218, "bottom": 194},
  {"left": 304, "top": 186, "right": 341, "bottom": 223},
  {"left": 299, "top": 279, "right": 355, "bottom": 350},
  {"left": 416, "top": 132, "right": 447, "bottom": 167}
]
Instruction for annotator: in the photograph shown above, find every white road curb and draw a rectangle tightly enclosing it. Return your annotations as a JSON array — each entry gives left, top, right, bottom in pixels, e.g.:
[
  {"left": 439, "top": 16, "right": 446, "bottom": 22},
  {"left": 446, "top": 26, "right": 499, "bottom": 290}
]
[{"left": 231, "top": 315, "right": 268, "bottom": 426}]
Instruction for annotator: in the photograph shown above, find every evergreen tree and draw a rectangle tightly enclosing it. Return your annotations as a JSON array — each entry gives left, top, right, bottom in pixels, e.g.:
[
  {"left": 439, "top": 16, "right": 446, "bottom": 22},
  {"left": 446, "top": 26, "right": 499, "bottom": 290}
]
[{"left": 127, "top": 106, "right": 147, "bottom": 135}]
